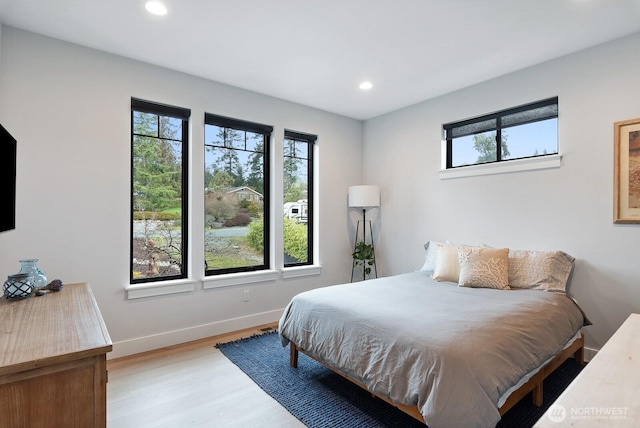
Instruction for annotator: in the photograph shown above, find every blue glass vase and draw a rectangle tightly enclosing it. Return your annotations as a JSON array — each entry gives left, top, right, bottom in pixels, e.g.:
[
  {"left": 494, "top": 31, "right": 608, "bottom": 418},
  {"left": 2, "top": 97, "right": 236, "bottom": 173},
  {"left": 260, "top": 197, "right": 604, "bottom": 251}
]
[{"left": 18, "top": 259, "right": 48, "bottom": 288}]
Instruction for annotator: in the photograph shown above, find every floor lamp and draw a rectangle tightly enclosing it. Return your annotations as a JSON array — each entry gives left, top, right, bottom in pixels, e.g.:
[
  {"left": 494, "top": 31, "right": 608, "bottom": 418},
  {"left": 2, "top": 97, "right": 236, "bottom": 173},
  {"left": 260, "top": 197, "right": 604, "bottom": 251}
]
[{"left": 349, "top": 185, "right": 380, "bottom": 282}]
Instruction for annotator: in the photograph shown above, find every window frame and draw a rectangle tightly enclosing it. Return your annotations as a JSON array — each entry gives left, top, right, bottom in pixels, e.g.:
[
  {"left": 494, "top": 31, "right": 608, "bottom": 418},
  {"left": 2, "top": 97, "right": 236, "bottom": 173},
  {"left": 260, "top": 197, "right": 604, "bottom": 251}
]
[
  {"left": 283, "top": 129, "right": 316, "bottom": 268},
  {"left": 443, "top": 97, "right": 559, "bottom": 169},
  {"left": 203, "top": 112, "right": 273, "bottom": 277},
  {"left": 130, "top": 98, "right": 190, "bottom": 284}
]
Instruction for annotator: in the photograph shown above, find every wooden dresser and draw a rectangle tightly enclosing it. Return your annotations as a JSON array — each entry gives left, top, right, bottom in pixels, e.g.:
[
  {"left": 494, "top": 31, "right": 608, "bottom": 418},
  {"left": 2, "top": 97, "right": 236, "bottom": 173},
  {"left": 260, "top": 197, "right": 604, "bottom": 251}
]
[{"left": 0, "top": 282, "right": 112, "bottom": 427}]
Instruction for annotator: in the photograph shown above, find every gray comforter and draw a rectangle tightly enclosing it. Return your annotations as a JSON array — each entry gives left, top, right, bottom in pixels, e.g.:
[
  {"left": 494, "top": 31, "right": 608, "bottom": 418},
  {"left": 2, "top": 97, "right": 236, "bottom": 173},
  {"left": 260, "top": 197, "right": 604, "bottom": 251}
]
[{"left": 278, "top": 271, "right": 585, "bottom": 428}]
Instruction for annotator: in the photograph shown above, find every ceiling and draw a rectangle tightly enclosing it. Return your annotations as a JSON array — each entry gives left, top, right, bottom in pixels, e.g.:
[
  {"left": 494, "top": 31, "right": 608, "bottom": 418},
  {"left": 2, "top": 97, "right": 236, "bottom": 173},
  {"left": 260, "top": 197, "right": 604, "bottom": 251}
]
[{"left": 1, "top": 0, "right": 640, "bottom": 120}]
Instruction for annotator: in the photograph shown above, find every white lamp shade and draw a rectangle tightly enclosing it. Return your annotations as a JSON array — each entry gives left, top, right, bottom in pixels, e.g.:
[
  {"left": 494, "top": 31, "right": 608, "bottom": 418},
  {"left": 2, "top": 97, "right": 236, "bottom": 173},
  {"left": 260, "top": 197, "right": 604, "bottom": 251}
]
[{"left": 348, "top": 185, "right": 380, "bottom": 208}]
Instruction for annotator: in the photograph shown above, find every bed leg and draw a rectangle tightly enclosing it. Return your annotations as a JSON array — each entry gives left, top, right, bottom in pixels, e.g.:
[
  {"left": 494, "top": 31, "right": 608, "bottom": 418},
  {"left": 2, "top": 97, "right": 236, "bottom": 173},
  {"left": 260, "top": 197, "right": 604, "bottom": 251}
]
[
  {"left": 532, "top": 382, "right": 543, "bottom": 407},
  {"left": 290, "top": 343, "right": 299, "bottom": 368},
  {"left": 574, "top": 346, "right": 585, "bottom": 365}
]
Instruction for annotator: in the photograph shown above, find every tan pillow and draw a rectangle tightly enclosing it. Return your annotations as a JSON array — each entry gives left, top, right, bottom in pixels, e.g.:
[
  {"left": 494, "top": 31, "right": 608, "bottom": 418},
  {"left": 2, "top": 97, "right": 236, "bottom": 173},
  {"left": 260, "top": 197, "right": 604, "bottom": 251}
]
[
  {"left": 508, "top": 250, "right": 575, "bottom": 292},
  {"left": 432, "top": 243, "right": 462, "bottom": 282},
  {"left": 458, "top": 247, "right": 510, "bottom": 290}
]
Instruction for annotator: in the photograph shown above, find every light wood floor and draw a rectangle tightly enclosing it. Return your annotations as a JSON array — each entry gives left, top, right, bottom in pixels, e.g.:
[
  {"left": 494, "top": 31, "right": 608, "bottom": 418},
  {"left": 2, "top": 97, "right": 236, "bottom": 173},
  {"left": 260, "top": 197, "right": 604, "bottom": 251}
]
[{"left": 107, "top": 323, "right": 306, "bottom": 428}]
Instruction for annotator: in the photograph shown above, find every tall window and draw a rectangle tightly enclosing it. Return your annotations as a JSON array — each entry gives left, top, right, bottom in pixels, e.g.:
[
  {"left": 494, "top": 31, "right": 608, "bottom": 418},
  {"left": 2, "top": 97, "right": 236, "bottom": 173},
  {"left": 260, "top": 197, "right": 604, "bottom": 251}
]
[
  {"left": 131, "top": 98, "right": 190, "bottom": 283},
  {"left": 204, "top": 113, "right": 272, "bottom": 275},
  {"left": 283, "top": 130, "right": 316, "bottom": 267},
  {"left": 444, "top": 97, "right": 558, "bottom": 168}
]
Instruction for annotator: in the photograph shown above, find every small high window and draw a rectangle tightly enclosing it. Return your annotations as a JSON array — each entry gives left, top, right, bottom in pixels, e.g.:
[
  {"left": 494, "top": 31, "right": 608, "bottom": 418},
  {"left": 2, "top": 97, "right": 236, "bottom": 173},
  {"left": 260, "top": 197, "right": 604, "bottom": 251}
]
[{"left": 443, "top": 97, "right": 558, "bottom": 168}]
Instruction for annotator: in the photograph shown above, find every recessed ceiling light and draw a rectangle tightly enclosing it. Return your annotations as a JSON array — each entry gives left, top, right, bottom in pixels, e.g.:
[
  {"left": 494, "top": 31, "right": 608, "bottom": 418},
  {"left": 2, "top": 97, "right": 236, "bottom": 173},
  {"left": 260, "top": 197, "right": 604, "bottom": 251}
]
[
  {"left": 145, "top": 1, "right": 167, "bottom": 16},
  {"left": 359, "top": 82, "right": 373, "bottom": 90}
]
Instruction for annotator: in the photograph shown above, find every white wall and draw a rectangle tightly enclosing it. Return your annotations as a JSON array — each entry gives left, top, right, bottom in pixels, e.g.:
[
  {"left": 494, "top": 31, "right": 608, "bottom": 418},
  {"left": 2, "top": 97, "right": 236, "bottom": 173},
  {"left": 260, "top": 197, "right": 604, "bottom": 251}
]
[
  {"left": 0, "top": 26, "right": 363, "bottom": 358},
  {"left": 364, "top": 31, "right": 640, "bottom": 352},
  {"left": 3, "top": 24, "right": 638, "bottom": 358}
]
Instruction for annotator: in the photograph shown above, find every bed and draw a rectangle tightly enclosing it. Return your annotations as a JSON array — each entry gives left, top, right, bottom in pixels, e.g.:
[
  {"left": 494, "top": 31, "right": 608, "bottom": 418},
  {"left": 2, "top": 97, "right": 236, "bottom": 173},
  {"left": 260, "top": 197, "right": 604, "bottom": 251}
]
[{"left": 278, "top": 243, "right": 588, "bottom": 428}]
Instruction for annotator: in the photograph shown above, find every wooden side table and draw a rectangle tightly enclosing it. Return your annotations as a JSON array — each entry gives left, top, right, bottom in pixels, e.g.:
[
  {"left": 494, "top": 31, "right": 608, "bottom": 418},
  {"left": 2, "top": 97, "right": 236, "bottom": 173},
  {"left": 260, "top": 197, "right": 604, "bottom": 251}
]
[{"left": 0, "top": 282, "right": 112, "bottom": 427}]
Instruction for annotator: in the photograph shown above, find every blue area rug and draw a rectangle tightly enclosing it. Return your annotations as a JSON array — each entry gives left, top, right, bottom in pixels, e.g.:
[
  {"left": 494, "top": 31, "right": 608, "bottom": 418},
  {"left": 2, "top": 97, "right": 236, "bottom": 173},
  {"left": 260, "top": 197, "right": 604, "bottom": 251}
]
[{"left": 216, "top": 331, "right": 584, "bottom": 427}]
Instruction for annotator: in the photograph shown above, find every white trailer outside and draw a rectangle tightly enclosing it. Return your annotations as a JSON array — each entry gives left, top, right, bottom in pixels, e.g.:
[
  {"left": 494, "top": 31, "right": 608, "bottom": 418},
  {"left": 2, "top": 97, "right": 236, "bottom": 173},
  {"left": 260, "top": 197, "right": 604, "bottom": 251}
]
[{"left": 283, "top": 200, "right": 308, "bottom": 223}]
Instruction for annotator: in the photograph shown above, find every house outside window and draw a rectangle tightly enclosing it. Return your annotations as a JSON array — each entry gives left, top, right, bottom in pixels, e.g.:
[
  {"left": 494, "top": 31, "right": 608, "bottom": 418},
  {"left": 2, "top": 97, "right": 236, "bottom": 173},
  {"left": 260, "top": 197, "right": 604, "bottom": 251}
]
[
  {"left": 283, "top": 130, "right": 316, "bottom": 267},
  {"left": 444, "top": 97, "right": 558, "bottom": 169},
  {"left": 130, "top": 98, "right": 190, "bottom": 283},
  {"left": 204, "top": 113, "right": 272, "bottom": 276}
]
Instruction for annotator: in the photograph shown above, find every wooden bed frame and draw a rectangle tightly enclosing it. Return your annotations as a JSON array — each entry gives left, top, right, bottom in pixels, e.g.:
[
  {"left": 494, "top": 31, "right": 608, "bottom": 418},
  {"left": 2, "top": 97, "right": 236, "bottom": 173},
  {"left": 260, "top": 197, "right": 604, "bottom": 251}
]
[{"left": 288, "top": 333, "right": 584, "bottom": 424}]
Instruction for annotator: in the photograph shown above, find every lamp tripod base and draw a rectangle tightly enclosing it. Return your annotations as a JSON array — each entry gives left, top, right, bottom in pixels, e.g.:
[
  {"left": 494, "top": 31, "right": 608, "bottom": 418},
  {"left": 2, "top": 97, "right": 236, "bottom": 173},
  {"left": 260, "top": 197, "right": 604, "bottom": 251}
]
[{"left": 350, "top": 215, "right": 377, "bottom": 282}]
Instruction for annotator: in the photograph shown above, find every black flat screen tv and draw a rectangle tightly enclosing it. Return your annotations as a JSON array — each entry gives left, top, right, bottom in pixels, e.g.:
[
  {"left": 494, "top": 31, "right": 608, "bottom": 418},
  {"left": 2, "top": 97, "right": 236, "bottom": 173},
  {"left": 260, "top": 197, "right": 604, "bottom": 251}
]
[{"left": 1, "top": 123, "right": 16, "bottom": 232}]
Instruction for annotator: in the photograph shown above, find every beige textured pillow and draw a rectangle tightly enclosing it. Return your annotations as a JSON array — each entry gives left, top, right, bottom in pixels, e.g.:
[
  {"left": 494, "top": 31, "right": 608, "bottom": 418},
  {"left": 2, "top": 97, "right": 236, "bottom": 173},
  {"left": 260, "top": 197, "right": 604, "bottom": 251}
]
[
  {"left": 508, "top": 250, "right": 575, "bottom": 292},
  {"left": 432, "top": 243, "right": 462, "bottom": 282},
  {"left": 458, "top": 247, "right": 510, "bottom": 290}
]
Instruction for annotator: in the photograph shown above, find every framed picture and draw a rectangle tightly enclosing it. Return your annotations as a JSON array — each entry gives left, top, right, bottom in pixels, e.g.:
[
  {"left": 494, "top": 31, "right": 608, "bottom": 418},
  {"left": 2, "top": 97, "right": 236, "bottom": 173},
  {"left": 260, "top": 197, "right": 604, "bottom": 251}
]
[{"left": 614, "top": 117, "right": 640, "bottom": 223}]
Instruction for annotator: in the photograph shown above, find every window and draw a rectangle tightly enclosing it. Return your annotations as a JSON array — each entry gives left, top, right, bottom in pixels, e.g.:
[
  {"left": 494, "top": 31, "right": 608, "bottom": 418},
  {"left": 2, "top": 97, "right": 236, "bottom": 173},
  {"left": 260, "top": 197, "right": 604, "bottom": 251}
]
[
  {"left": 283, "top": 130, "right": 316, "bottom": 267},
  {"left": 444, "top": 97, "right": 558, "bottom": 168},
  {"left": 131, "top": 98, "right": 190, "bottom": 283},
  {"left": 204, "top": 113, "right": 272, "bottom": 275}
]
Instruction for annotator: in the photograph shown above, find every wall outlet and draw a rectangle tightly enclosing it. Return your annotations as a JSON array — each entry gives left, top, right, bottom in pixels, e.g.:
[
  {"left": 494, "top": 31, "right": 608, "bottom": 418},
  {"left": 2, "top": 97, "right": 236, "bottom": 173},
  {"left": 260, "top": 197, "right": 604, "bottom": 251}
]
[{"left": 242, "top": 290, "right": 249, "bottom": 302}]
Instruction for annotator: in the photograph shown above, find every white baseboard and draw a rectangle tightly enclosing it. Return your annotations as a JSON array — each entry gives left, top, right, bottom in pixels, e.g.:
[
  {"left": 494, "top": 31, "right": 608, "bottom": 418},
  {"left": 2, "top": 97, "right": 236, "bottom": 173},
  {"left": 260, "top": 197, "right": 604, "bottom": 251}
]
[
  {"left": 584, "top": 346, "right": 597, "bottom": 362},
  {"left": 108, "top": 309, "right": 283, "bottom": 360}
]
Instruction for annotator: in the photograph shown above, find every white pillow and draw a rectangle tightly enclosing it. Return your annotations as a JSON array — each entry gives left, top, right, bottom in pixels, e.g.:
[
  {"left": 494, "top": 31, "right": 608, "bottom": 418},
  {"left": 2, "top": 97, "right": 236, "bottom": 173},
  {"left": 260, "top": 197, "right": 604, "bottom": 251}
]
[
  {"left": 420, "top": 240, "right": 443, "bottom": 272},
  {"left": 458, "top": 247, "right": 510, "bottom": 290}
]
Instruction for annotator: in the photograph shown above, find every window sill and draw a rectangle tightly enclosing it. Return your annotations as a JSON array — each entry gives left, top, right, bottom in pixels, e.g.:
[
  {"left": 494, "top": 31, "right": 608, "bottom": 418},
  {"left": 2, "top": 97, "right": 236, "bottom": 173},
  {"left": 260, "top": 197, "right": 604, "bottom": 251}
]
[
  {"left": 282, "top": 264, "right": 322, "bottom": 279},
  {"left": 202, "top": 269, "right": 279, "bottom": 289},
  {"left": 439, "top": 154, "right": 562, "bottom": 180},
  {"left": 125, "top": 266, "right": 322, "bottom": 298},
  {"left": 126, "top": 279, "right": 196, "bottom": 300}
]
